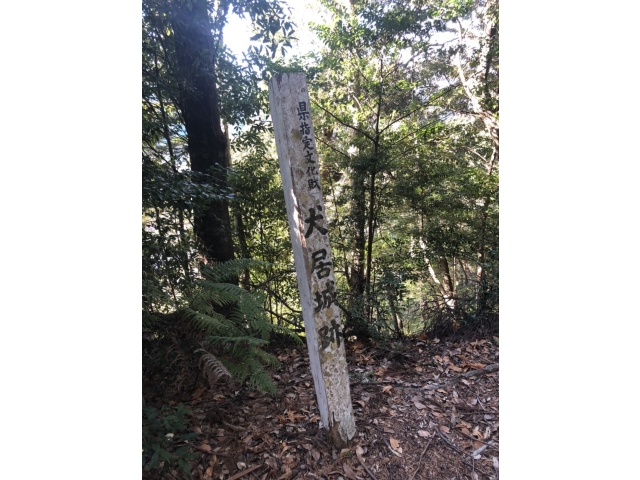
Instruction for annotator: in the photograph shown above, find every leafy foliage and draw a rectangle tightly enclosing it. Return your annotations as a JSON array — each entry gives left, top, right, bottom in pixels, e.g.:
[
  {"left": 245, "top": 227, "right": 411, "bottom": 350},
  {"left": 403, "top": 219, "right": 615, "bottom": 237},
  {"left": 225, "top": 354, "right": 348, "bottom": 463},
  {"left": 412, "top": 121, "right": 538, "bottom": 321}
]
[
  {"left": 142, "top": 403, "right": 200, "bottom": 477},
  {"left": 142, "top": 0, "right": 302, "bottom": 403},
  {"left": 279, "top": 0, "right": 500, "bottom": 338},
  {"left": 142, "top": 0, "right": 498, "bottom": 416},
  {"left": 143, "top": 259, "right": 300, "bottom": 397}
]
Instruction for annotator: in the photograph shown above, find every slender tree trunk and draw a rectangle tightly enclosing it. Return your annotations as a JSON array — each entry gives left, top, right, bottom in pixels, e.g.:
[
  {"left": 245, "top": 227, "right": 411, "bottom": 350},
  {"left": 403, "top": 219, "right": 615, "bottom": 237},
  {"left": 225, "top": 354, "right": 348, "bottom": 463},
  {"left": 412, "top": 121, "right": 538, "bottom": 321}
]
[
  {"left": 438, "top": 256, "right": 459, "bottom": 313},
  {"left": 345, "top": 71, "right": 368, "bottom": 337},
  {"left": 387, "top": 286, "right": 403, "bottom": 339},
  {"left": 475, "top": 146, "right": 498, "bottom": 313},
  {"left": 225, "top": 124, "right": 250, "bottom": 288},
  {"left": 349, "top": 173, "right": 367, "bottom": 299},
  {"left": 364, "top": 60, "right": 384, "bottom": 319},
  {"left": 345, "top": 175, "right": 368, "bottom": 337},
  {"left": 168, "top": 0, "right": 235, "bottom": 265},
  {"left": 365, "top": 168, "right": 376, "bottom": 297}
]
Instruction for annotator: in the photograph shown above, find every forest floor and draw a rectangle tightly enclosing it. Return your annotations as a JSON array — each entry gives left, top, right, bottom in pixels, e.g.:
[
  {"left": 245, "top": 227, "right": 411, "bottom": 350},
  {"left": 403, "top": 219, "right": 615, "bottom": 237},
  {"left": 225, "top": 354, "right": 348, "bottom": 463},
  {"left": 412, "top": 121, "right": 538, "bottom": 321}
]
[{"left": 150, "top": 334, "right": 499, "bottom": 480}]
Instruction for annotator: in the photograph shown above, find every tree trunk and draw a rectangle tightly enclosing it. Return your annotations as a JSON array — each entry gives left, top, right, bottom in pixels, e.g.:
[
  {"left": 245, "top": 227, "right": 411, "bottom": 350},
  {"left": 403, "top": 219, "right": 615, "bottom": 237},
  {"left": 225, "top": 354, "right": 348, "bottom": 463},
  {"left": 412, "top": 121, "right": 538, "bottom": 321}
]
[
  {"left": 349, "top": 172, "right": 367, "bottom": 299},
  {"left": 387, "top": 286, "right": 403, "bottom": 339},
  {"left": 345, "top": 175, "right": 369, "bottom": 337},
  {"left": 225, "top": 124, "right": 250, "bottom": 288},
  {"left": 454, "top": 3, "right": 499, "bottom": 315},
  {"left": 345, "top": 71, "right": 368, "bottom": 337},
  {"left": 365, "top": 168, "right": 376, "bottom": 303},
  {"left": 168, "top": 0, "right": 235, "bottom": 265},
  {"left": 438, "top": 256, "right": 458, "bottom": 312}
]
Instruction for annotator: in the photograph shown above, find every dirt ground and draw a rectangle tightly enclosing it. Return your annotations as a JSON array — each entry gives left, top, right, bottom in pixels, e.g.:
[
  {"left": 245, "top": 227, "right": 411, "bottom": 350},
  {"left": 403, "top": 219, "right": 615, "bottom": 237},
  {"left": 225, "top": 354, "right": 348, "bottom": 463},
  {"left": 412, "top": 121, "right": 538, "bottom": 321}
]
[{"left": 147, "top": 335, "right": 499, "bottom": 480}]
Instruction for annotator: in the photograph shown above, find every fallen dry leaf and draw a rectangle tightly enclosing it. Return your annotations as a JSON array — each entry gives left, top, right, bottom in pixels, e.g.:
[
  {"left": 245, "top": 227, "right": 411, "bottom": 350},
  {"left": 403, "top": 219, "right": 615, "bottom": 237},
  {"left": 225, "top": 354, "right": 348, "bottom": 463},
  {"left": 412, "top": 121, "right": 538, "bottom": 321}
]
[
  {"left": 197, "top": 443, "right": 212, "bottom": 452},
  {"left": 418, "top": 430, "right": 430, "bottom": 437},
  {"left": 312, "top": 449, "right": 321, "bottom": 461},
  {"left": 467, "top": 363, "right": 487, "bottom": 370},
  {"left": 389, "top": 437, "right": 400, "bottom": 450},
  {"left": 277, "top": 465, "right": 292, "bottom": 480},
  {"left": 279, "top": 445, "right": 292, "bottom": 457},
  {"left": 439, "top": 426, "right": 450, "bottom": 434},
  {"left": 414, "top": 401, "right": 427, "bottom": 409},
  {"left": 343, "top": 462, "right": 358, "bottom": 480},
  {"left": 356, "top": 446, "right": 365, "bottom": 460}
]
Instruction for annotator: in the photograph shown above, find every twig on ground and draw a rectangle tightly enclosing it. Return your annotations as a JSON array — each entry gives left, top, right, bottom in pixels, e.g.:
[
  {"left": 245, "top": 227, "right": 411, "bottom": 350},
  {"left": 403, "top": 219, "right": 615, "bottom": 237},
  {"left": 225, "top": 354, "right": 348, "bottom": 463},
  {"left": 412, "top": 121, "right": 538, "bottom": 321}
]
[
  {"left": 436, "top": 429, "right": 492, "bottom": 477},
  {"left": 454, "top": 428, "right": 494, "bottom": 446},
  {"left": 461, "top": 363, "right": 499, "bottom": 378},
  {"left": 435, "top": 428, "right": 463, "bottom": 454},
  {"left": 186, "top": 442, "right": 231, "bottom": 456},
  {"left": 381, "top": 437, "right": 402, "bottom": 457},
  {"left": 356, "top": 455, "right": 378, "bottom": 480},
  {"left": 226, "top": 464, "right": 262, "bottom": 480},
  {"left": 469, "top": 444, "right": 489, "bottom": 458},
  {"left": 223, "top": 420, "right": 246, "bottom": 431},
  {"left": 351, "top": 381, "right": 422, "bottom": 388},
  {"left": 409, "top": 438, "right": 433, "bottom": 480}
]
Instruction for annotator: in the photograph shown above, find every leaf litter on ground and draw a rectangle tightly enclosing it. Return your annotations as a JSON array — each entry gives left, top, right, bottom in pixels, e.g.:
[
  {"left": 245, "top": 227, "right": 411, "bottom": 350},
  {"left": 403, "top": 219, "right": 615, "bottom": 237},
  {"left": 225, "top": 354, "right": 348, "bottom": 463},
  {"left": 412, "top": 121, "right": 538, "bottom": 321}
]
[{"left": 143, "top": 335, "right": 498, "bottom": 480}]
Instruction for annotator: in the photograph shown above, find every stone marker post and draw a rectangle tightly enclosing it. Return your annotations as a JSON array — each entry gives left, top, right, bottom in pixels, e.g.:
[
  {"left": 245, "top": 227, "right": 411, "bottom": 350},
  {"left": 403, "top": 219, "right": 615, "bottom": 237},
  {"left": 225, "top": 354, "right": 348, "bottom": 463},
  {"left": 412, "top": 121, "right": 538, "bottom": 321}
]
[{"left": 269, "top": 73, "right": 356, "bottom": 447}]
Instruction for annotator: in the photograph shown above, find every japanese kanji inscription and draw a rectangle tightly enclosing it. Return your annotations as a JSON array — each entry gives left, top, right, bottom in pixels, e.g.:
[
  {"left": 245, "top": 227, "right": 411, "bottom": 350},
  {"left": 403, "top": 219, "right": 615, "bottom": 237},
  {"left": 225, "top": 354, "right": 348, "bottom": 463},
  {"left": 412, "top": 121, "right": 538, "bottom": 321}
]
[{"left": 268, "top": 73, "right": 356, "bottom": 448}]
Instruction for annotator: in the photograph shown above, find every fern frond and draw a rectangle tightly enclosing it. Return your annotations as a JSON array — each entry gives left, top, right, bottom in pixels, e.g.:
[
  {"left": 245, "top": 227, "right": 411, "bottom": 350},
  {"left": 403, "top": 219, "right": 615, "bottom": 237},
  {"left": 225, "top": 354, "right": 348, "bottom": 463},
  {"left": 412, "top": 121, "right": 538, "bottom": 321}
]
[
  {"left": 247, "top": 368, "right": 277, "bottom": 395},
  {"left": 251, "top": 348, "right": 280, "bottom": 369},
  {"left": 271, "top": 324, "right": 304, "bottom": 344},
  {"left": 194, "top": 281, "right": 245, "bottom": 308},
  {"left": 196, "top": 349, "right": 233, "bottom": 388},
  {"left": 200, "top": 259, "right": 271, "bottom": 282},
  {"left": 142, "top": 311, "right": 158, "bottom": 329},
  {"left": 206, "top": 335, "right": 268, "bottom": 355},
  {"left": 183, "top": 309, "right": 245, "bottom": 337},
  {"left": 143, "top": 259, "right": 287, "bottom": 396}
]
